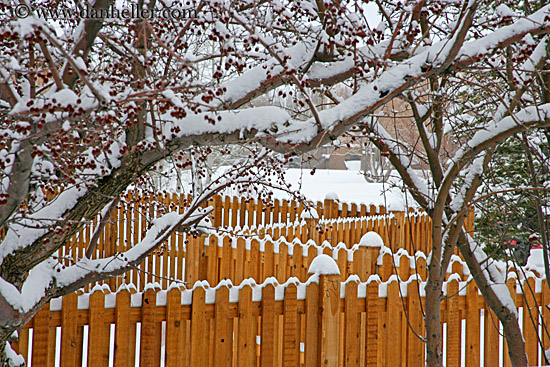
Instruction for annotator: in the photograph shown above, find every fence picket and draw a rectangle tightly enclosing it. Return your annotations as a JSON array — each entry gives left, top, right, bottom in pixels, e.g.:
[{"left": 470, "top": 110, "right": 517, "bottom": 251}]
[
  {"left": 319, "top": 273, "right": 340, "bottom": 367},
  {"left": 543, "top": 278, "right": 550, "bottom": 362},
  {"left": 263, "top": 241, "right": 275, "bottom": 281},
  {"left": 88, "top": 288, "right": 109, "bottom": 367},
  {"left": 366, "top": 281, "right": 379, "bottom": 367},
  {"left": 214, "top": 285, "right": 233, "bottom": 367},
  {"left": 283, "top": 283, "right": 301, "bottom": 367},
  {"left": 16, "top": 266, "right": 550, "bottom": 367},
  {"left": 141, "top": 287, "right": 162, "bottom": 367},
  {"left": 523, "top": 277, "right": 539, "bottom": 365},
  {"left": 220, "top": 236, "right": 232, "bottom": 283},
  {"left": 484, "top": 306, "right": 500, "bottom": 366},
  {"left": 190, "top": 286, "right": 209, "bottom": 367},
  {"left": 237, "top": 285, "right": 257, "bottom": 366},
  {"left": 502, "top": 279, "right": 516, "bottom": 367},
  {"left": 465, "top": 281, "right": 481, "bottom": 367},
  {"left": 385, "top": 280, "right": 401, "bottom": 367},
  {"left": 250, "top": 240, "right": 260, "bottom": 282},
  {"left": 165, "top": 286, "right": 182, "bottom": 367},
  {"left": 114, "top": 287, "right": 134, "bottom": 367},
  {"left": 344, "top": 281, "right": 360, "bottom": 367},
  {"left": 446, "top": 279, "right": 461, "bottom": 367},
  {"left": 14, "top": 325, "right": 29, "bottom": 364},
  {"left": 60, "top": 292, "right": 79, "bottom": 367},
  {"left": 206, "top": 236, "right": 218, "bottom": 286},
  {"left": 31, "top": 306, "right": 51, "bottom": 367},
  {"left": 407, "top": 278, "right": 424, "bottom": 366},
  {"left": 278, "top": 242, "right": 289, "bottom": 281},
  {"left": 260, "top": 284, "right": 278, "bottom": 367}
]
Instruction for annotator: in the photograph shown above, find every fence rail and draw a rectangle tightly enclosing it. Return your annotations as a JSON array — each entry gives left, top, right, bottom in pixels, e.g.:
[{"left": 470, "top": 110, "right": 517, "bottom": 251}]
[{"left": 13, "top": 265, "right": 548, "bottom": 367}]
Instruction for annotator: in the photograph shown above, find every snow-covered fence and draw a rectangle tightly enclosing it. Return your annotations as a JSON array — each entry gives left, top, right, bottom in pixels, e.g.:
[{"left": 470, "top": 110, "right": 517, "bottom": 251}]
[
  {"left": 50, "top": 192, "right": 473, "bottom": 291},
  {"left": 12, "top": 259, "right": 547, "bottom": 367},
  {"left": 246, "top": 211, "right": 433, "bottom": 255},
  {"left": 61, "top": 226, "right": 474, "bottom": 297},
  {"left": 184, "top": 233, "right": 385, "bottom": 287},
  {"left": 209, "top": 194, "right": 473, "bottom": 240},
  {"left": 11, "top": 189, "right": 473, "bottom": 293},
  {"left": 0, "top": 192, "right": 472, "bottom": 254},
  {"left": 210, "top": 194, "right": 394, "bottom": 227},
  {"left": 59, "top": 193, "right": 454, "bottom": 264},
  {"left": 183, "top": 234, "right": 469, "bottom": 288}
]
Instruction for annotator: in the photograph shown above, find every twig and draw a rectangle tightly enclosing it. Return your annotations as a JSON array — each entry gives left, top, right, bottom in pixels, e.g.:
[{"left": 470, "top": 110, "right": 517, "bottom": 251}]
[{"left": 86, "top": 196, "right": 121, "bottom": 258}]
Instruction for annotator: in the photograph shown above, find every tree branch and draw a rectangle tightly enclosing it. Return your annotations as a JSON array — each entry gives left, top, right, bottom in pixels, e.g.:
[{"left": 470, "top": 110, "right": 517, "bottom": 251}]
[{"left": 85, "top": 195, "right": 121, "bottom": 259}]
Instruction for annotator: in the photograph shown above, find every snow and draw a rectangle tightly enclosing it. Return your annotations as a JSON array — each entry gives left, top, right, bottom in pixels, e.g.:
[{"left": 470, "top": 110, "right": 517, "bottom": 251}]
[
  {"left": 131, "top": 293, "right": 142, "bottom": 307},
  {"left": 155, "top": 106, "right": 293, "bottom": 140},
  {"left": 161, "top": 166, "right": 415, "bottom": 210},
  {"left": 358, "top": 231, "right": 384, "bottom": 247},
  {"left": 442, "top": 274, "right": 462, "bottom": 296},
  {"left": 494, "top": 36, "right": 549, "bottom": 122},
  {"left": 210, "top": 42, "right": 314, "bottom": 109},
  {"left": 495, "top": 4, "right": 515, "bottom": 18},
  {"left": 368, "top": 121, "right": 430, "bottom": 205},
  {"left": 307, "top": 254, "right": 341, "bottom": 275},
  {"left": 525, "top": 249, "right": 549, "bottom": 275},
  {"left": 0, "top": 185, "right": 87, "bottom": 266},
  {"left": 19, "top": 259, "right": 56, "bottom": 311},
  {"left": 466, "top": 235, "right": 518, "bottom": 317},
  {"left": 377, "top": 274, "right": 418, "bottom": 297},
  {"left": 148, "top": 3, "right": 550, "bottom": 152},
  {"left": 340, "top": 275, "right": 360, "bottom": 298},
  {"left": 457, "top": 4, "right": 550, "bottom": 63},
  {"left": 300, "top": 208, "right": 319, "bottom": 220},
  {"left": 481, "top": 105, "right": 550, "bottom": 146},
  {"left": 4, "top": 8, "right": 550, "bottom": 365},
  {"left": 445, "top": 103, "right": 550, "bottom": 196},
  {"left": 4, "top": 341, "right": 25, "bottom": 366},
  {"left": 449, "top": 152, "right": 486, "bottom": 212},
  {"left": 376, "top": 246, "right": 393, "bottom": 265},
  {"left": 448, "top": 255, "right": 470, "bottom": 275}
]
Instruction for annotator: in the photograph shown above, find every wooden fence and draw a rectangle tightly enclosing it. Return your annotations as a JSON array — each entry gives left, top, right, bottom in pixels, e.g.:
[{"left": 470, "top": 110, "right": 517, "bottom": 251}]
[
  {"left": 61, "top": 193, "right": 474, "bottom": 265},
  {"left": 172, "top": 235, "right": 474, "bottom": 289},
  {"left": 181, "top": 193, "right": 473, "bottom": 233},
  {"left": 61, "top": 194, "right": 455, "bottom": 292},
  {"left": 209, "top": 194, "right": 394, "bottom": 227},
  {"left": 247, "top": 212, "right": 434, "bottom": 255},
  {"left": 61, "top": 225, "right": 475, "bottom": 293},
  {"left": 12, "top": 265, "right": 549, "bottom": 367}
]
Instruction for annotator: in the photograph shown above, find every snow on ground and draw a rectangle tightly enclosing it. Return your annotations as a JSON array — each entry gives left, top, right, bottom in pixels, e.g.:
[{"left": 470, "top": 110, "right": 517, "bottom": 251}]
[
  {"left": 276, "top": 169, "right": 417, "bottom": 210},
  {"left": 161, "top": 168, "right": 419, "bottom": 211}
]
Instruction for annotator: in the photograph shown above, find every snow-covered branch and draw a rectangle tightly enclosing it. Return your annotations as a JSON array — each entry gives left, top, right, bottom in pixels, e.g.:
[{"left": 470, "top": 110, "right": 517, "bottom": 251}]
[{"left": 0, "top": 206, "right": 210, "bottom": 325}]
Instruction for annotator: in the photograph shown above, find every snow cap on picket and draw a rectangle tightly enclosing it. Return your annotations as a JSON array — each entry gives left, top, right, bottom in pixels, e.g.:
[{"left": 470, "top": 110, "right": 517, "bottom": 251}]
[
  {"left": 325, "top": 192, "right": 339, "bottom": 200},
  {"left": 308, "top": 254, "right": 340, "bottom": 275},
  {"left": 358, "top": 231, "right": 384, "bottom": 247},
  {"left": 300, "top": 208, "right": 319, "bottom": 220}
]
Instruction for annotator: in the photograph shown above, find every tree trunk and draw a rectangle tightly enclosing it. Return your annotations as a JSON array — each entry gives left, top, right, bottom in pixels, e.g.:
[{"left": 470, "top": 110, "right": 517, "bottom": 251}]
[{"left": 425, "top": 279, "right": 443, "bottom": 367}]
